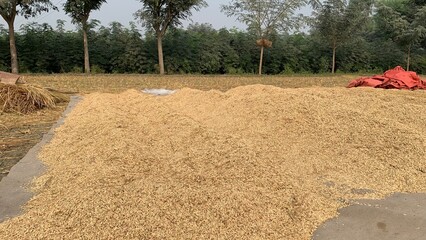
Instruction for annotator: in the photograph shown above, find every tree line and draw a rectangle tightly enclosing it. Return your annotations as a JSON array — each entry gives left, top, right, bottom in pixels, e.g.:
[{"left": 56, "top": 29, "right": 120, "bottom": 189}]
[{"left": 1, "top": 0, "right": 425, "bottom": 75}]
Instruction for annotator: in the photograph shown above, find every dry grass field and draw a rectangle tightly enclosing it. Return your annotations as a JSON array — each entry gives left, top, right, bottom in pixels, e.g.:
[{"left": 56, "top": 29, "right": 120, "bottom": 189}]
[
  {"left": 24, "top": 74, "right": 357, "bottom": 93},
  {"left": 1, "top": 74, "right": 425, "bottom": 239}
]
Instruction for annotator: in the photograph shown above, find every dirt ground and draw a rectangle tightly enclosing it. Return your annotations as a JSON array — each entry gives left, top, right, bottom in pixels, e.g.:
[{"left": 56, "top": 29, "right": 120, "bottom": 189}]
[
  {"left": 0, "top": 104, "right": 66, "bottom": 181},
  {"left": 0, "top": 84, "right": 424, "bottom": 239}
]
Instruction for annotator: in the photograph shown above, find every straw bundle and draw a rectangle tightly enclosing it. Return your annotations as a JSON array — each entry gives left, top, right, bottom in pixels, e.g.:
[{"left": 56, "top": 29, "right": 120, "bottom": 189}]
[
  {"left": 256, "top": 38, "right": 273, "bottom": 48},
  {"left": 0, "top": 83, "right": 68, "bottom": 114}
]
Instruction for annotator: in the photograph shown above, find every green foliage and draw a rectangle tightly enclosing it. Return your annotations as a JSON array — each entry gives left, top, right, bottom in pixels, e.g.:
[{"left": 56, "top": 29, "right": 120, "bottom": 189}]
[
  {"left": 89, "top": 21, "right": 148, "bottom": 73},
  {"left": 16, "top": 21, "right": 82, "bottom": 73},
  {"left": 375, "top": 0, "right": 426, "bottom": 69},
  {"left": 221, "top": 0, "right": 321, "bottom": 74},
  {"left": 134, "top": 0, "right": 207, "bottom": 74},
  {"left": 312, "top": 0, "right": 373, "bottom": 72},
  {"left": 90, "top": 65, "right": 104, "bottom": 73},
  {"left": 0, "top": 0, "right": 57, "bottom": 20},
  {"left": 64, "top": 0, "right": 106, "bottom": 27},
  {"left": 0, "top": 20, "right": 419, "bottom": 74},
  {"left": 0, "top": 24, "right": 9, "bottom": 71},
  {"left": 318, "top": 57, "right": 330, "bottom": 73},
  {"left": 71, "top": 66, "right": 83, "bottom": 73},
  {"left": 134, "top": 0, "right": 207, "bottom": 36},
  {"left": 281, "top": 66, "right": 295, "bottom": 75},
  {"left": 1, "top": 5, "right": 426, "bottom": 75},
  {"left": 221, "top": 0, "right": 320, "bottom": 38},
  {"left": 64, "top": 0, "right": 106, "bottom": 73},
  {"left": 0, "top": 0, "right": 57, "bottom": 73}
]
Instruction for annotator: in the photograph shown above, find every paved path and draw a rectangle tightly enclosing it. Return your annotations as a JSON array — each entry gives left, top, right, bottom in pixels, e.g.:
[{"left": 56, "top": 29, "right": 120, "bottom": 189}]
[
  {"left": 313, "top": 193, "right": 426, "bottom": 240},
  {"left": 0, "top": 96, "right": 81, "bottom": 223}
]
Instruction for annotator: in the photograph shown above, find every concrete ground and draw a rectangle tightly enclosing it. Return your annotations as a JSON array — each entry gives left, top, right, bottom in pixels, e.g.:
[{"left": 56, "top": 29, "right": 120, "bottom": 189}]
[
  {"left": 313, "top": 193, "right": 426, "bottom": 240},
  {"left": 0, "top": 96, "right": 81, "bottom": 223}
]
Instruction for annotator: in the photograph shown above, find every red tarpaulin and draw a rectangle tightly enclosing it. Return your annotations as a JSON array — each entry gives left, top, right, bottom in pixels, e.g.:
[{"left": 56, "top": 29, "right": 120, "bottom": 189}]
[{"left": 347, "top": 66, "right": 426, "bottom": 90}]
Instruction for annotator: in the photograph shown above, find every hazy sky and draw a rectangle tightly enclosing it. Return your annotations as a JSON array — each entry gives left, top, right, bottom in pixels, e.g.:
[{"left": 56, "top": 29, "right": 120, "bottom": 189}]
[{"left": 8, "top": 0, "right": 247, "bottom": 31}]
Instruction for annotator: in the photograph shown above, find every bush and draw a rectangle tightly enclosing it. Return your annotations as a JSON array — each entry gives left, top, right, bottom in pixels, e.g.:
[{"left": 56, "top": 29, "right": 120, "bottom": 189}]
[
  {"left": 91, "top": 65, "right": 105, "bottom": 74},
  {"left": 281, "top": 66, "right": 295, "bottom": 75},
  {"left": 226, "top": 67, "right": 245, "bottom": 74},
  {"left": 70, "top": 66, "right": 82, "bottom": 73}
]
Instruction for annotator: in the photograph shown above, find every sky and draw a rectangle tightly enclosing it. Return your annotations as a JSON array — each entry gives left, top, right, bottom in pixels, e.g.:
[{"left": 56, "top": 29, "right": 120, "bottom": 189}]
[{"left": 7, "top": 0, "right": 247, "bottom": 32}]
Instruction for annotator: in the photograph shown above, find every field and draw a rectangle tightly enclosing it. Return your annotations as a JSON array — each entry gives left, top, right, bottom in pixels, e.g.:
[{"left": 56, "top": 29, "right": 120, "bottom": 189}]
[
  {"left": 24, "top": 74, "right": 357, "bottom": 92},
  {"left": 0, "top": 74, "right": 425, "bottom": 239}
]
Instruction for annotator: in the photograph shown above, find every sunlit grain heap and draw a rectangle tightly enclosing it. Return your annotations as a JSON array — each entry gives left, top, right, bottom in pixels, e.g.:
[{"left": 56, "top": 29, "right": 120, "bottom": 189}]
[{"left": 0, "top": 85, "right": 425, "bottom": 239}]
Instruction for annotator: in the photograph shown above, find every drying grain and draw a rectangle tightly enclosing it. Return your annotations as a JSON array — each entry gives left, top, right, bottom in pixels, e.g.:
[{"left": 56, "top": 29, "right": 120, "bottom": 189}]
[{"left": 0, "top": 85, "right": 425, "bottom": 239}]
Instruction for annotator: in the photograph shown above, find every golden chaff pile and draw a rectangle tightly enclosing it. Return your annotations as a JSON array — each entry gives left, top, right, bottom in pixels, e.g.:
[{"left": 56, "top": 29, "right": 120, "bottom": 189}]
[{"left": 0, "top": 85, "right": 425, "bottom": 239}]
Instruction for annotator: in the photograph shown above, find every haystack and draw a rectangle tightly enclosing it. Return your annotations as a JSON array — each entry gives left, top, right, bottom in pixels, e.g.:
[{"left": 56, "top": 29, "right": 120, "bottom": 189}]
[
  {"left": 256, "top": 38, "right": 273, "bottom": 48},
  {"left": 0, "top": 83, "right": 68, "bottom": 114}
]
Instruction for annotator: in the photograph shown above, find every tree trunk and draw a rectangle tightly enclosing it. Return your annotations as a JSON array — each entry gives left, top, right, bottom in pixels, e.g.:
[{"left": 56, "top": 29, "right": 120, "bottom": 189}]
[
  {"left": 332, "top": 46, "right": 336, "bottom": 74},
  {"left": 83, "top": 25, "right": 90, "bottom": 74},
  {"left": 7, "top": 18, "right": 18, "bottom": 74},
  {"left": 157, "top": 35, "right": 165, "bottom": 75},
  {"left": 406, "top": 44, "right": 411, "bottom": 71},
  {"left": 258, "top": 45, "right": 264, "bottom": 75}
]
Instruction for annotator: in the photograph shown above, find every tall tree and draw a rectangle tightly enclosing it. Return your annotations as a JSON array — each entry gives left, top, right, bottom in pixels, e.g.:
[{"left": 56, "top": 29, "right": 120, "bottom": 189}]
[
  {"left": 0, "top": 0, "right": 56, "bottom": 73},
  {"left": 0, "top": 24, "right": 9, "bottom": 71},
  {"left": 64, "top": 0, "right": 106, "bottom": 74},
  {"left": 375, "top": 0, "right": 426, "bottom": 70},
  {"left": 221, "top": 0, "right": 320, "bottom": 75},
  {"left": 134, "top": 0, "right": 207, "bottom": 75},
  {"left": 313, "top": 0, "right": 373, "bottom": 73}
]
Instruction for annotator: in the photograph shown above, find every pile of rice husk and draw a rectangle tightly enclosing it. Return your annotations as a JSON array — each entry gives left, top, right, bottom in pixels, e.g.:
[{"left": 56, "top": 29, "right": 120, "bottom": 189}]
[
  {"left": 0, "top": 85, "right": 425, "bottom": 239},
  {"left": 0, "top": 83, "right": 68, "bottom": 114}
]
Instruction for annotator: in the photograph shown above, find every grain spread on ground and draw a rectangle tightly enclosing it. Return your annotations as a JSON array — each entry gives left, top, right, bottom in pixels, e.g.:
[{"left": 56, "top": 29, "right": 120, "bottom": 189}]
[{"left": 0, "top": 85, "right": 425, "bottom": 239}]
